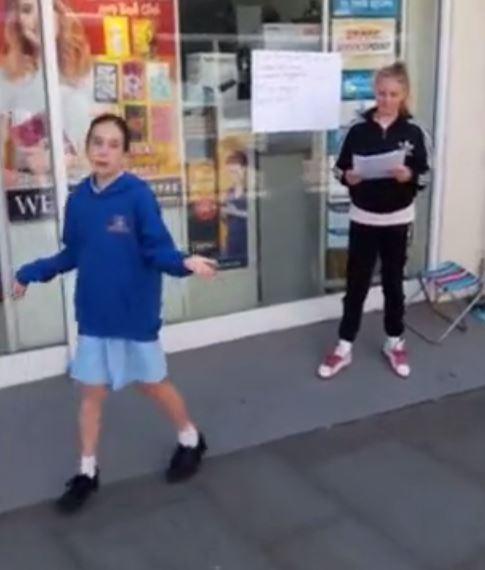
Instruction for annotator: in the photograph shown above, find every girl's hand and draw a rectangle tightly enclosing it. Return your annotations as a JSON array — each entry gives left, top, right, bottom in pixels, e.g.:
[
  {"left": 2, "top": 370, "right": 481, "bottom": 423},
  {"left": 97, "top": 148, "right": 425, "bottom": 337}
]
[
  {"left": 184, "top": 255, "right": 218, "bottom": 279},
  {"left": 12, "top": 280, "right": 27, "bottom": 299},
  {"left": 344, "top": 170, "right": 362, "bottom": 186},
  {"left": 391, "top": 165, "right": 413, "bottom": 183}
]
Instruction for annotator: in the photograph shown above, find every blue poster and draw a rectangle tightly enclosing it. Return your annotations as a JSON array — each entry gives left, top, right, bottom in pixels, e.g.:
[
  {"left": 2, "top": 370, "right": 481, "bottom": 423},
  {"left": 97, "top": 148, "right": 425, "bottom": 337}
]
[
  {"left": 327, "top": 200, "right": 350, "bottom": 249},
  {"left": 332, "top": 0, "right": 400, "bottom": 18},
  {"left": 342, "top": 70, "right": 375, "bottom": 101},
  {"left": 327, "top": 129, "right": 345, "bottom": 156}
]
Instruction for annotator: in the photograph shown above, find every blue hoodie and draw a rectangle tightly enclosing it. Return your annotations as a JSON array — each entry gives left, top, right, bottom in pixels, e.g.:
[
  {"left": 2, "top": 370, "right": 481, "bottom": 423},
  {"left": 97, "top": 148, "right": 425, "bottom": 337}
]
[{"left": 17, "top": 172, "right": 190, "bottom": 341}]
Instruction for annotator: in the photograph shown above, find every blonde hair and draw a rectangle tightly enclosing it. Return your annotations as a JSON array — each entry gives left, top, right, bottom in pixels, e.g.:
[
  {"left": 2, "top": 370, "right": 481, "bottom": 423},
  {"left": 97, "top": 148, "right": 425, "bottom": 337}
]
[
  {"left": 375, "top": 61, "right": 411, "bottom": 114},
  {"left": 2, "top": 0, "right": 92, "bottom": 85}
]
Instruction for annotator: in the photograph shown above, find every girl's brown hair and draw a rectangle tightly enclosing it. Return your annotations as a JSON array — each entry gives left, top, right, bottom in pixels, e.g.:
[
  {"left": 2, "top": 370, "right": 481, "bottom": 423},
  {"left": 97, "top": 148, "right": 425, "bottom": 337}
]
[
  {"left": 2, "top": 0, "right": 91, "bottom": 85},
  {"left": 86, "top": 113, "right": 131, "bottom": 153},
  {"left": 374, "top": 61, "right": 411, "bottom": 115}
]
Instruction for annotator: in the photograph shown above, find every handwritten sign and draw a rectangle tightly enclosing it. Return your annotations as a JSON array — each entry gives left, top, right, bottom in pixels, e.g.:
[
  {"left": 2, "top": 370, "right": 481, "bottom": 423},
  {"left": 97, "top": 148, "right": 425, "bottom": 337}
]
[{"left": 251, "top": 51, "right": 342, "bottom": 133}]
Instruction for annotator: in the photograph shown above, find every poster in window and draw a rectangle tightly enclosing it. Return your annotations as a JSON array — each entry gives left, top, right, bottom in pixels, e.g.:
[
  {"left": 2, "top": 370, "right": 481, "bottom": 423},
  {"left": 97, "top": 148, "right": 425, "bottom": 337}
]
[
  {"left": 131, "top": 18, "right": 155, "bottom": 58},
  {"left": 342, "top": 69, "right": 375, "bottom": 100},
  {"left": 147, "top": 61, "right": 172, "bottom": 102},
  {"left": 331, "top": 18, "right": 397, "bottom": 70},
  {"left": 94, "top": 62, "right": 119, "bottom": 103},
  {"left": 331, "top": 0, "right": 400, "bottom": 18},
  {"left": 217, "top": 135, "right": 251, "bottom": 269},
  {"left": 124, "top": 105, "right": 148, "bottom": 142},
  {"left": 0, "top": 0, "right": 94, "bottom": 220},
  {"left": 326, "top": 196, "right": 350, "bottom": 280},
  {"left": 0, "top": 0, "right": 184, "bottom": 221},
  {"left": 327, "top": 199, "right": 350, "bottom": 249},
  {"left": 104, "top": 16, "right": 130, "bottom": 58},
  {"left": 121, "top": 61, "right": 146, "bottom": 101},
  {"left": 187, "top": 160, "right": 219, "bottom": 258},
  {"left": 151, "top": 106, "right": 173, "bottom": 144}
]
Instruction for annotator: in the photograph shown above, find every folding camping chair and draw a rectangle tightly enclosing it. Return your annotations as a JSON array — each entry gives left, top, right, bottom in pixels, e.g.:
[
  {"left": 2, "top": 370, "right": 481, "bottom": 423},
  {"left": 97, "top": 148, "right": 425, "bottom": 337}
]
[{"left": 406, "top": 261, "right": 484, "bottom": 344}]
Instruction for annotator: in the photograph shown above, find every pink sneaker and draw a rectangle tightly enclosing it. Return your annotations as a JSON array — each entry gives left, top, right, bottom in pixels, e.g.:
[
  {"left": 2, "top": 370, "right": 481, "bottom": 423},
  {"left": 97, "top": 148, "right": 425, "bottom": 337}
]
[
  {"left": 383, "top": 341, "right": 410, "bottom": 378},
  {"left": 317, "top": 349, "right": 352, "bottom": 380}
]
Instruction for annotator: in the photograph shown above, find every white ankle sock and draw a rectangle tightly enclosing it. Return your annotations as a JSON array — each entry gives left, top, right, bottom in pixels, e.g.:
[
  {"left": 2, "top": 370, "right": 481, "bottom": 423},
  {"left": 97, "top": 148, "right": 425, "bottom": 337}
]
[
  {"left": 386, "top": 336, "right": 403, "bottom": 350},
  {"left": 336, "top": 340, "right": 352, "bottom": 357},
  {"left": 178, "top": 425, "right": 199, "bottom": 448},
  {"left": 80, "top": 456, "right": 97, "bottom": 478}
]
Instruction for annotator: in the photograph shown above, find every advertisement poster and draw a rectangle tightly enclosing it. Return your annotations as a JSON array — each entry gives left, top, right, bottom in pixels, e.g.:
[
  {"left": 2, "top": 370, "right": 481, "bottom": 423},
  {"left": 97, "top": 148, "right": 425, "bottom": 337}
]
[
  {"left": 327, "top": 199, "right": 350, "bottom": 249},
  {"left": 94, "top": 62, "right": 119, "bottom": 103},
  {"left": 0, "top": 0, "right": 60, "bottom": 222},
  {"left": 186, "top": 160, "right": 219, "bottom": 258},
  {"left": 187, "top": 135, "right": 252, "bottom": 270},
  {"left": 66, "top": 0, "right": 183, "bottom": 188},
  {"left": 331, "top": 0, "right": 400, "bottom": 18},
  {"left": 326, "top": 196, "right": 350, "bottom": 281},
  {"left": 331, "top": 18, "right": 397, "bottom": 70},
  {"left": 217, "top": 135, "right": 251, "bottom": 269},
  {"left": 0, "top": 0, "right": 183, "bottom": 222},
  {"left": 342, "top": 69, "right": 375, "bottom": 100}
]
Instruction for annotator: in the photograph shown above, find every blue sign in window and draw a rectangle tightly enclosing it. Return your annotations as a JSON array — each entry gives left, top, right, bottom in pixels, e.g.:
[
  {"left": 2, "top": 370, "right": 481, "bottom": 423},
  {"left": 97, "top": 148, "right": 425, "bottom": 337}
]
[
  {"left": 332, "top": 0, "right": 400, "bottom": 18},
  {"left": 342, "top": 70, "right": 375, "bottom": 101}
]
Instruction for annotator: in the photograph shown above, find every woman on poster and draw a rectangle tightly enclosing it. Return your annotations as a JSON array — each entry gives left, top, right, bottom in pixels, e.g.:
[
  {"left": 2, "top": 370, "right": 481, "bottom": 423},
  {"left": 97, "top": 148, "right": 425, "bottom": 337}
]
[{"left": 0, "top": 0, "right": 92, "bottom": 187}]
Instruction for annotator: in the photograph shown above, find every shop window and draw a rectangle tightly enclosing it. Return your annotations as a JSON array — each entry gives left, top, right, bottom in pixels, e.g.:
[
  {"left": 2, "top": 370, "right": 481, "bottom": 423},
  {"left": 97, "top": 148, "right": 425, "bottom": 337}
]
[
  {"left": 0, "top": 0, "right": 442, "bottom": 356},
  {"left": 179, "top": 0, "right": 439, "bottom": 316}
]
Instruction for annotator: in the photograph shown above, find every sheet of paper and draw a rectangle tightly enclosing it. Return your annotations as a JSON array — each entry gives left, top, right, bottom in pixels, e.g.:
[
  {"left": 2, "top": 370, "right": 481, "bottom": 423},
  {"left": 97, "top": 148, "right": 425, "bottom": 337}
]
[
  {"left": 353, "top": 149, "right": 405, "bottom": 180},
  {"left": 251, "top": 50, "right": 342, "bottom": 133}
]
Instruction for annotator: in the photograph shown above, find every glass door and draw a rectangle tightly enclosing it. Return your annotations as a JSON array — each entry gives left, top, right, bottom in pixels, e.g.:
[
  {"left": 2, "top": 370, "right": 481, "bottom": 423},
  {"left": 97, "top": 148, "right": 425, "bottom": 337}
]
[{"left": 0, "top": 0, "right": 67, "bottom": 354}]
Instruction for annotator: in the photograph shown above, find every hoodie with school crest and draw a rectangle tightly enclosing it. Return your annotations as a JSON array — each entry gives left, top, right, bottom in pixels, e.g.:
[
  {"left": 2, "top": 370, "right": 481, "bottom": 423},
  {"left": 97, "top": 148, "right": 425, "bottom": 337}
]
[{"left": 16, "top": 172, "right": 190, "bottom": 341}]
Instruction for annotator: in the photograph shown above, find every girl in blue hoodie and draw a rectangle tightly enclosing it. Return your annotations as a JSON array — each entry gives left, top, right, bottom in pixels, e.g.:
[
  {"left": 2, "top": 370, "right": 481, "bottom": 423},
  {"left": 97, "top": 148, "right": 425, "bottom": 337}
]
[{"left": 13, "top": 114, "right": 217, "bottom": 513}]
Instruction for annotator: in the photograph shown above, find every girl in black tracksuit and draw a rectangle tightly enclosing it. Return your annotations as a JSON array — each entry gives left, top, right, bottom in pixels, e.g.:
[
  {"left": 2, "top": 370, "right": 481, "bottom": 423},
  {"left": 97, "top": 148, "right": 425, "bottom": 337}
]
[{"left": 319, "top": 62, "right": 431, "bottom": 379}]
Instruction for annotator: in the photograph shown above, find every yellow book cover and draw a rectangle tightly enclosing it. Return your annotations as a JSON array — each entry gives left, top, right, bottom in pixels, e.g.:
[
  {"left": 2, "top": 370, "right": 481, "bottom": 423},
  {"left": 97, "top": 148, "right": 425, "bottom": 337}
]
[
  {"left": 103, "top": 16, "right": 130, "bottom": 58},
  {"left": 132, "top": 18, "right": 155, "bottom": 58}
]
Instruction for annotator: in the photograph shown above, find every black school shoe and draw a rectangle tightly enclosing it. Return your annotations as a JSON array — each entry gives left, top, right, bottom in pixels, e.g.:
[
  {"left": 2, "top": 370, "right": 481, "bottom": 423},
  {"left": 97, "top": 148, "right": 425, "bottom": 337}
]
[
  {"left": 56, "top": 469, "right": 99, "bottom": 514},
  {"left": 165, "top": 433, "right": 207, "bottom": 483}
]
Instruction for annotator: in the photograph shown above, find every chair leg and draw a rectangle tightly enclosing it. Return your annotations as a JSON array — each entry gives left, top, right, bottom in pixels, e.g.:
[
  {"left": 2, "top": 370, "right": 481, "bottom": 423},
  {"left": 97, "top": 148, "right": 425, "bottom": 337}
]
[
  {"left": 427, "top": 294, "right": 468, "bottom": 331},
  {"left": 405, "top": 276, "right": 441, "bottom": 344},
  {"left": 405, "top": 321, "right": 442, "bottom": 344},
  {"left": 436, "top": 291, "right": 483, "bottom": 343},
  {"left": 406, "top": 273, "right": 484, "bottom": 343}
]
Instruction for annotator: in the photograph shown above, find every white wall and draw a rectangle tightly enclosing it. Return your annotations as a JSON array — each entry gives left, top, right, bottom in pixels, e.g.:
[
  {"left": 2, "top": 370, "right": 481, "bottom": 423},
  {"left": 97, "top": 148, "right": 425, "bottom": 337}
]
[{"left": 439, "top": 0, "right": 485, "bottom": 271}]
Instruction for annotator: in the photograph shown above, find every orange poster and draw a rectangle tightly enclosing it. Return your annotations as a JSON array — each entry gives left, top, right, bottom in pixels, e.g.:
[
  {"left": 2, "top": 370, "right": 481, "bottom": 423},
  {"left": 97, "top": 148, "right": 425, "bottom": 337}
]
[{"left": 0, "top": 0, "right": 183, "bottom": 221}]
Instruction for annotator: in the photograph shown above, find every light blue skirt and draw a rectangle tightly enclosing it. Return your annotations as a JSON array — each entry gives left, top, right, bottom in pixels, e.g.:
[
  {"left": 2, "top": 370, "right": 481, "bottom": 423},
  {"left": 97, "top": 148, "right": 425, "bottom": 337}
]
[{"left": 70, "top": 335, "right": 168, "bottom": 391}]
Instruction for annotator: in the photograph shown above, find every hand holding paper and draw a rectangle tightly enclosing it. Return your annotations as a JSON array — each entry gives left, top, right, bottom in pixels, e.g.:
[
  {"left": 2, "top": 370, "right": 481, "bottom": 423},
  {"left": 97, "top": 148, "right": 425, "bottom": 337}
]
[
  {"left": 345, "top": 170, "right": 362, "bottom": 186},
  {"left": 391, "top": 164, "right": 413, "bottom": 183},
  {"left": 353, "top": 149, "right": 406, "bottom": 180}
]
